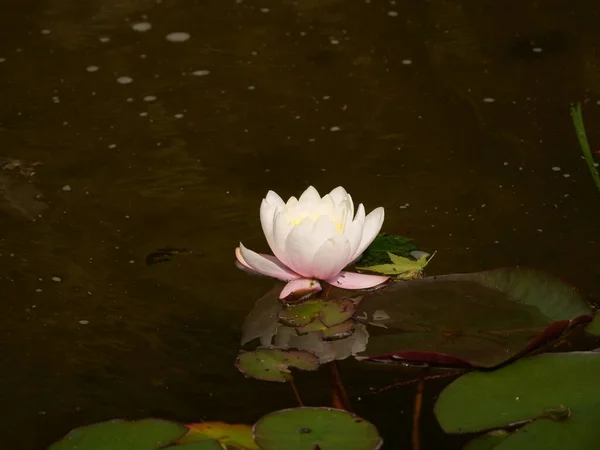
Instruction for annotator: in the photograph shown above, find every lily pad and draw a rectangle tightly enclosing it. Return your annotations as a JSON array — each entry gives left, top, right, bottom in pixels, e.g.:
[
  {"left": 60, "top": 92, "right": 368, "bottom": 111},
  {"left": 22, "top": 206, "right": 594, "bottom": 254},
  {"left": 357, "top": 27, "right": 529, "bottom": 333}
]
[
  {"left": 48, "top": 419, "right": 188, "bottom": 450},
  {"left": 435, "top": 352, "right": 600, "bottom": 450},
  {"left": 168, "top": 442, "right": 222, "bottom": 450},
  {"left": 279, "top": 299, "right": 356, "bottom": 328},
  {"left": 356, "top": 234, "right": 419, "bottom": 266},
  {"left": 181, "top": 422, "right": 259, "bottom": 450},
  {"left": 253, "top": 407, "right": 383, "bottom": 450},
  {"left": 354, "top": 267, "right": 591, "bottom": 368},
  {"left": 235, "top": 348, "right": 319, "bottom": 382}
]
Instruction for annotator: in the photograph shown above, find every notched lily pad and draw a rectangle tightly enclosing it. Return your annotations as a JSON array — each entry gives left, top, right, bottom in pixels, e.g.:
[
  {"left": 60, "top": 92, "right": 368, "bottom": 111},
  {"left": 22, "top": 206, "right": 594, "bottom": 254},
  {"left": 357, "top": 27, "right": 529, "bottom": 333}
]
[
  {"left": 235, "top": 348, "right": 319, "bottom": 382},
  {"left": 181, "top": 422, "right": 259, "bottom": 450},
  {"left": 253, "top": 407, "right": 383, "bottom": 450},
  {"left": 48, "top": 419, "right": 188, "bottom": 450},
  {"left": 279, "top": 298, "right": 356, "bottom": 328}
]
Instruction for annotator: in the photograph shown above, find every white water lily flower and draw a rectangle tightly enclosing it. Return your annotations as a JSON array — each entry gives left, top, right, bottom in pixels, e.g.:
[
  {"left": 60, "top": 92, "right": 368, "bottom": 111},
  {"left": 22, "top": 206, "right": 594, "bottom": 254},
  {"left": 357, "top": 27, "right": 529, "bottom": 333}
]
[{"left": 235, "top": 186, "right": 388, "bottom": 298}]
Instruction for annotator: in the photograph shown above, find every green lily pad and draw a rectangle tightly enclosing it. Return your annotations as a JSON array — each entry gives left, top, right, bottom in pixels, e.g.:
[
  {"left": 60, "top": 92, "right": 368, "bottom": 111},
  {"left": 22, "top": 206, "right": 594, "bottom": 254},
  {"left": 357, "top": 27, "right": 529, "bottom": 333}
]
[
  {"left": 355, "top": 267, "right": 591, "bottom": 368},
  {"left": 48, "top": 419, "right": 188, "bottom": 450},
  {"left": 181, "top": 422, "right": 259, "bottom": 450},
  {"left": 253, "top": 407, "right": 383, "bottom": 450},
  {"left": 585, "top": 311, "right": 600, "bottom": 336},
  {"left": 356, "top": 234, "right": 419, "bottom": 266},
  {"left": 279, "top": 299, "right": 356, "bottom": 328},
  {"left": 435, "top": 352, "right": 600, "bottom": 450},
  {"left": 235, "top": 348, "right": 319, "bottom": 382},
  {"left": 462, "top": 430, "right": 509, "bottom": 450},
  {"left": 167, "top": 442, "right": 223, "bottom": 450}
]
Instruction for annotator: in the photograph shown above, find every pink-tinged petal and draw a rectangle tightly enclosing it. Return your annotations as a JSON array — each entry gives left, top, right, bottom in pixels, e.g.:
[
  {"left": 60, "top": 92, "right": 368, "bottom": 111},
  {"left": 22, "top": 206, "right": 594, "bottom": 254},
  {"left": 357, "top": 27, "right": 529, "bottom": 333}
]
[
  {"left": 311, "top": 235, "right": 352, "bottom": 280},
  {"left": 279, "top": 278, "right": 322, "bottom": 299},
  {"left": 350, "top": 206, "right": 384, "bottom": 261},
  {"left": 326, "top": 271, "right": 389, "bottom": 290},
  {"left": 237, "top": 244, "right": 300, "bottom": 281}
]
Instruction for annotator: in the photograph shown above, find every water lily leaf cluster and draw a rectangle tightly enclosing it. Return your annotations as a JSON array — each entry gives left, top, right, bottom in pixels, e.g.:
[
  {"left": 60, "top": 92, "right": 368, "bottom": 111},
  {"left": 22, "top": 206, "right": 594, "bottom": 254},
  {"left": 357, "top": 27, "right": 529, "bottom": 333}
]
[
  {"left": 356, "top": 251, "right": 435, "bottom": 280},
  {"left": 279, "top": 298, "right": 357, "bottom": 340},
  {"left": 355, "top": 234, "right": 419, "bottom": 266},
  {"left": 48, "top": 408, "right": 383, "bottom": 450}
]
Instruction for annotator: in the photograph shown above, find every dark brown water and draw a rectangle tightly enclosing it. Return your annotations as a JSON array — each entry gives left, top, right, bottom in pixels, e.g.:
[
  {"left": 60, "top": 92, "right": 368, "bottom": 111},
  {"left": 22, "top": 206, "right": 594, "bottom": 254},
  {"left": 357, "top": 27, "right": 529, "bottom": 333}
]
[{"left": 1, "top": 0, "right": 600, "bottom": 448}]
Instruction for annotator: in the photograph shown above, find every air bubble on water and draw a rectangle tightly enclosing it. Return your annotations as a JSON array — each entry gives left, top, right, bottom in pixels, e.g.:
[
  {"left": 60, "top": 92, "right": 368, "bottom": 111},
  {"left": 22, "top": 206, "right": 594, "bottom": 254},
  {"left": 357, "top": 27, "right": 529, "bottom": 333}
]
[
  {"left": 260, "top": 8, "right": 270, "bottom": 12},
  {"left": 62, "top": 185, "right": 71, "bottom": 191},
  {"left": 139, "top": 112, "right": 148, "bottom": 117},
  {"left": 330, "top": 126, "right": 341, "bottom": 131},
  {"left": 174, "top": 113, "right": 184, "bottom": 119},
  {"left": 532, "top": 47, "right": 543, "bottom": 53},
  {"left": 143, "top": 95, "right": 157, "bottom": 102},
  {"left": 0, "top": 58, "right": 5, "bottom": 63},
  {"left": 388, "top": 11, "right": 398, "bottom": 17},
  {"left": 483, "top": 97, "right": 495, "bottom": 103},
  {"left": 79, "top": 320, "right": 90, "bottom": 325},
  {"left": 132, "top": 22, "right": 152, "bottom": 32},
  {"left": 86, "top": 65, "right": 99, "bottom": 72},
  {"left": 117, "top": 76, "right": 133, "bottom": 84},
  {"left": 552, "top": 166, "right": 561, "bottom": 172},
  {"left": 41, "top": 29, "right": 51, "bottom": 35},
  {"left": 165, "top": 32, "right": 190, "bottom": 42},
  {"left": 191, "top": 69, "right": 210, "bottom": 76},
  {"left": 99, "top": 36, "right": 110, "bottom": 43},
  {"left": 402, "top": 59, "right": 412, "bottom": 65}
]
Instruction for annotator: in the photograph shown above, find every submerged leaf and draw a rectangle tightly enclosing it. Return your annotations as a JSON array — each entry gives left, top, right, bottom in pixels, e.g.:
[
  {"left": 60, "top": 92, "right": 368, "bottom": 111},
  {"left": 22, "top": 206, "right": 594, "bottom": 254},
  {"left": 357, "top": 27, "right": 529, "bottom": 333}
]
[
  {"left": 235, "top": 348, "right": 319, "bottom": 382},
  {"left": 253, "top": 407, "right": 383, "bottom": 450}
]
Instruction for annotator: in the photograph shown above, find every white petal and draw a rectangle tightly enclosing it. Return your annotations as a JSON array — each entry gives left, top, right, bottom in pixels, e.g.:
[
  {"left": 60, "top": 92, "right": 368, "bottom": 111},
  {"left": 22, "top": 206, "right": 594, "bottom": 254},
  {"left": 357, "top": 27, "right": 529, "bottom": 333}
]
[
  {"left": 351, "top": 206, "right": 385, "bottom": 261},
  {"left": 313, "top": 194, "right": 336, "bottom": 217},
  {"left": 329, "top": 186, "right": 349, "bottom": 206},
  {"left": 260, "top": 200, "right": 278, "bottom": 252},
  {"left": 284, "top": 215, "right": 338, "bottom": 277},
  {"left": 238, "top": 243, "right": 299, "bottom": 281},
  {"left": 264, "top": 190, "right": 285, "bottom": 207},
  {"left": 310, "top": 236, "right": 352, "bottom": 280},
  {"left": 298, "top": 186, "right": 321, "bottom": 210},
  {"left": 272, "top": 211, "right": 294, "bottom": 266},
  {"left": 343, "top": 203, "right": 366, "bottom": 257},
  {"left": 282, "top": 217, "right": 318, "bottom": 276}
]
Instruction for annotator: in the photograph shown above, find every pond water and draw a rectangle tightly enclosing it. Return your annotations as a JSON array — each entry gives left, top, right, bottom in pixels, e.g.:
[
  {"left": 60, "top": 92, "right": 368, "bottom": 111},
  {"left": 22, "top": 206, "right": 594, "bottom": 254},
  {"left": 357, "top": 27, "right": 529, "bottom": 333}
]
[{"left": 1, "top": 0, "right": 600, "bottom": 448}]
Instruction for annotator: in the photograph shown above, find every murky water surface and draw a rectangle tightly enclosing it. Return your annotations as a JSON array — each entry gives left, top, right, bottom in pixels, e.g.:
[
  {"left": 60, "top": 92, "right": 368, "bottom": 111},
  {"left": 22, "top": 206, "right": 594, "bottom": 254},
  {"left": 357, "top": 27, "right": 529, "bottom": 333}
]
[{"left": 1, "top": 0, "right": 600, "bottom": 448}]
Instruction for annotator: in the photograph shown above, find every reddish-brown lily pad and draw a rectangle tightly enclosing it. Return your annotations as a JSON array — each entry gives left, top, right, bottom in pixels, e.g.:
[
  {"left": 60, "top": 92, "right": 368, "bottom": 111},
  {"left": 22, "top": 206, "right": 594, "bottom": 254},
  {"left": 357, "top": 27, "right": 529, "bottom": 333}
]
[
  {"left": 235, "top": 348, "right": 320, "bottom": 382},
  {"left": 354, "top": 267, "right": 592, "bottom": 368}
]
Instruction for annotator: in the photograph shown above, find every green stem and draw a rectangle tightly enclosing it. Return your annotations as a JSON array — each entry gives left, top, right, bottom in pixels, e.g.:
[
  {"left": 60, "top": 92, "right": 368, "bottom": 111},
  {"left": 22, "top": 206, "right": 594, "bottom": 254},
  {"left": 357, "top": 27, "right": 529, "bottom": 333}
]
[{"left": 570, "top": 103, "right": 600, "bottom": 196}]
